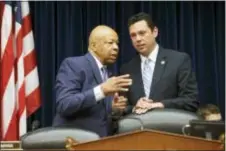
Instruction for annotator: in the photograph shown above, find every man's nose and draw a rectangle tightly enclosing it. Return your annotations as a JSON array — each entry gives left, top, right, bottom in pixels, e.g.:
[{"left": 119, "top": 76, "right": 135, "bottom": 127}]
[
  {"left": 135, "top": 35, "right": 142, "bottom": 42},
  {"left": 113, "top": 43, "right": 119, "bottom": 50}
]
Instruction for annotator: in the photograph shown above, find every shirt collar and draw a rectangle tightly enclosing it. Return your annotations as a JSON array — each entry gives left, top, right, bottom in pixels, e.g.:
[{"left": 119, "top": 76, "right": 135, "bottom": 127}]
[{"left": 90, "top": 52, "right": 106, "bottom": 70}]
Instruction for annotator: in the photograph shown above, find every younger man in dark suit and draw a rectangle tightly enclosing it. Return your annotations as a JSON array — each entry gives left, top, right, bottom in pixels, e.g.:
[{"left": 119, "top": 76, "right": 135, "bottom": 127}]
[{"left": 120, "top": 12, "right": 199, "bottom": 114}]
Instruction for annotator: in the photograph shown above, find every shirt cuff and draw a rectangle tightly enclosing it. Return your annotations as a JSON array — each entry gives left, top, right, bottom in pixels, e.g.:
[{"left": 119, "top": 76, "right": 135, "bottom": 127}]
[{"left": 94, "top": 85, "right": 105, "bottom": 102}]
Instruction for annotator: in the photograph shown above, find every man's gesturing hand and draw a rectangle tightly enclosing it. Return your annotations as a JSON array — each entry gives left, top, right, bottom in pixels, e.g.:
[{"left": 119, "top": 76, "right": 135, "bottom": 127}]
[
  {"left": 112, "top": 92, "right": 127, "bottom": 111},
  {"left": 101, "top": 74, "right": 132, "bottom": 96}
]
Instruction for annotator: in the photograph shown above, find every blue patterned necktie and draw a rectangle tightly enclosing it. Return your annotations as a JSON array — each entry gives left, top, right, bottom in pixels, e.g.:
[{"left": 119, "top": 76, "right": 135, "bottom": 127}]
[
  {"left": 101, "top": 67, "right": 108, "bottom": 81},
  {"left": 142, "top": 59, "right": 153, "bottom": 97},
  {"left": 101, "top": 67, "right": 112, "bottom": 113}
]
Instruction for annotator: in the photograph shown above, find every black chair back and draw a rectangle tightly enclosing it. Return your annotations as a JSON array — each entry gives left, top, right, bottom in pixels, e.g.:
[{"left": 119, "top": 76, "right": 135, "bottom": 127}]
[
  {"left": 118, "top": 109, "right": 201, "bottom": 134},
  {"left": 20, "top": 127, "right": 100, "bottom": 149}
]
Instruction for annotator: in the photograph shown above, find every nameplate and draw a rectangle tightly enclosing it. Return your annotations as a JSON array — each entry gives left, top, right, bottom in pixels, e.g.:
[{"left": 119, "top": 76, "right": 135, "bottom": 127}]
[{"left": 0, "top": 141, "right": 22, "bottom": 150}]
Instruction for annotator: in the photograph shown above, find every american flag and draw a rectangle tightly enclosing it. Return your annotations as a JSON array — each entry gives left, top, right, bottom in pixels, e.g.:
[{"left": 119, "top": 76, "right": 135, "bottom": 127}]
[{"left": 0, "top": 1, "right": 41, "bottom": 140}]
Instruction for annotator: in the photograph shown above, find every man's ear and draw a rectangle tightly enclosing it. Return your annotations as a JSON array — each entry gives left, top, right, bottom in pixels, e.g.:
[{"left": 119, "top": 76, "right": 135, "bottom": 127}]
[
  {"left": 153, "top": 26, "right": 158, "bottom": 38},
  {"left": 91, "top": 42, "right": 97, "bottom": 52}
]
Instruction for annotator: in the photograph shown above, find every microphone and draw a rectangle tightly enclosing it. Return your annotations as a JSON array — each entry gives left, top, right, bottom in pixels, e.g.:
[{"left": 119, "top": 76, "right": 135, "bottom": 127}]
[
  {"left": 182, "top": 124, "right": 191, "bottom": 135},
  {"left": 31, "top": 120, "right": 40, "bottom": 131}
]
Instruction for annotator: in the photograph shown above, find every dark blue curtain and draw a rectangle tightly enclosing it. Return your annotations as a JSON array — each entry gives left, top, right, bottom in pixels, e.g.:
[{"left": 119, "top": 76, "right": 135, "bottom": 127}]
[{"left": 28, "top": 1, "right": 225, "bottom": 129}]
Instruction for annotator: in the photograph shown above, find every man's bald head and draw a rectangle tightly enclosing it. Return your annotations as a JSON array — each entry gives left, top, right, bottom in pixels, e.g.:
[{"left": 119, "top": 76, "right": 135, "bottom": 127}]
[
  {"left": 88, "top": 25, "right": 117, "bottom": 51},
  {"left": 88, "top": 25, "right": 119, "bottom": 65}
]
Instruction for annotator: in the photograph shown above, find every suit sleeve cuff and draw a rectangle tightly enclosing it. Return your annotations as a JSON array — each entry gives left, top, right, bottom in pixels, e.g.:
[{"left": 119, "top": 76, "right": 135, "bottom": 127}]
[
  {"left": 161, "top": 99, "right": 174, "bottom": 108},
  {"left": 94, "top": 85, "right": 105, "bottom": 102}
]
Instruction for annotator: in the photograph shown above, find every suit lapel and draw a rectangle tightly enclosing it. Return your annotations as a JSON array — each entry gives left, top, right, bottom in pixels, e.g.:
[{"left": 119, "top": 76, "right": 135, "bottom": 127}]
[
  {"left": 132, "top": 56, "right": 146, "bottom": 98},
  {"left": 85, "top": 52, "right": 112, "bottom": 113},
  {"left": 85, "top": 52, "right": 102, "bottom": 84},
  {"left": 149, "top": 47, "right": 167, "bottom": 97}
]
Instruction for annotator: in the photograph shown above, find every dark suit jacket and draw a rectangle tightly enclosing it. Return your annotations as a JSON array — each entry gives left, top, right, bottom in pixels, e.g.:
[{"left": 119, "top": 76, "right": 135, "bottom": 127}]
[
  {"left": 52, "top": 52, "right": 113, "bottom": 137},
  {"left": 120, "top": 47, "right": 199, "bottom": 114}
]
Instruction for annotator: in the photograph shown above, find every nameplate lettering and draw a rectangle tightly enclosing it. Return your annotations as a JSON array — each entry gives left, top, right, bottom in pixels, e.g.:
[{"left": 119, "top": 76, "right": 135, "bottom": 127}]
[{"left": 0, "top": 141, "right": 21, "bottom": 150}]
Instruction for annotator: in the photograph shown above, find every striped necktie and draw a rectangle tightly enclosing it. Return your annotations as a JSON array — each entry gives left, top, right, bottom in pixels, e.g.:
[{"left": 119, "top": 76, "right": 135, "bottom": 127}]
[{"left": 142, "top": 59, "right": 152, "bottom": 97}]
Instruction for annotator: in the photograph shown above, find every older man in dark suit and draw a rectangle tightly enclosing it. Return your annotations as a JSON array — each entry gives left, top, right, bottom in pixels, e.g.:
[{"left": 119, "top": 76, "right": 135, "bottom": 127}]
[
  {"left": 52, "top": 25, "right": 132, "bottom": 137},
  {"left": 120, "top": 12, "right": 199, "bottom": 115}
]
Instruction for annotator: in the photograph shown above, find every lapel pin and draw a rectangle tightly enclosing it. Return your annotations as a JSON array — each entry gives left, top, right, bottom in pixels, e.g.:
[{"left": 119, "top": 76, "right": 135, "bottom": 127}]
[{"left": 161, "top": 60, "right": 165, "bottom": 65}]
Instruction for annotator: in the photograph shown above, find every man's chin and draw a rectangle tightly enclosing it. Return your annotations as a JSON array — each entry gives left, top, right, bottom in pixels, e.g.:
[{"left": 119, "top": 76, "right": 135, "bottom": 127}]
[
  {"left": 106, "top": 59, "right": 116, "bottom": 64},
  {"left": 137, "top": 49, "right": 148, "bottom": 56}
]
